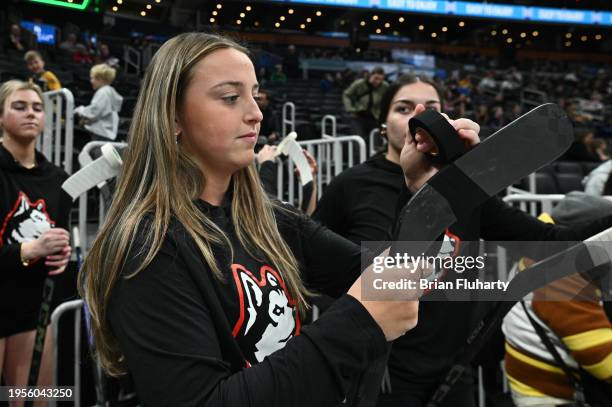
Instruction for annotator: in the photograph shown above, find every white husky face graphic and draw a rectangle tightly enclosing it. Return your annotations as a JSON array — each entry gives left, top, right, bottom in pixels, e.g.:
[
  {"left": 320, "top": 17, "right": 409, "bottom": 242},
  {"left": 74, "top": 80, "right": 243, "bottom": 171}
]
[
  {"left": 232, "top": 265, "right": 298, "bottom": 364},
  {"left": 1, "top": 192, "right": 52, "bottom": 245}
]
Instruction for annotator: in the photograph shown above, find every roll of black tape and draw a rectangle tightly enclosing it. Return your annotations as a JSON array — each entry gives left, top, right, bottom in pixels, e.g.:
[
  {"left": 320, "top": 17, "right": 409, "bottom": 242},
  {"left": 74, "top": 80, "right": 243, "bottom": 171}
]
[{"left": 408, "top": 109, "right": 466, "bottom": 164}]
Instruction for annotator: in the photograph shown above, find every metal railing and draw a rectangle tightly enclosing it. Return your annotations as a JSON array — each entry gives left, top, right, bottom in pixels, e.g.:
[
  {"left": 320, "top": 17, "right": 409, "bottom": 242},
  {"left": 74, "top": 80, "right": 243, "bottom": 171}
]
[{"left": 39, "top": 88, "right": 75, "bottom": 174}]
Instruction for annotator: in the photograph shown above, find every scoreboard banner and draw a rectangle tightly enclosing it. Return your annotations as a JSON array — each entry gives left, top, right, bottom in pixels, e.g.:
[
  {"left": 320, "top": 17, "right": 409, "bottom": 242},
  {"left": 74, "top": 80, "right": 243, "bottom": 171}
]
[{"left": 270, "top": 0, "right": 612, "bottom": 26}]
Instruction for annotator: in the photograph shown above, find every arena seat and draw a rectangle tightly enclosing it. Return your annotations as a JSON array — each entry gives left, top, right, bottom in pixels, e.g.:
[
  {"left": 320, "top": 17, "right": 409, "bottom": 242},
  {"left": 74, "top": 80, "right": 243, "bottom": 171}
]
[
  {"left": 555, "top": 173, "right": 584, "bottom": 193},
  {"left": 555, "top": 161, "right": 583, "bottom": 175}
]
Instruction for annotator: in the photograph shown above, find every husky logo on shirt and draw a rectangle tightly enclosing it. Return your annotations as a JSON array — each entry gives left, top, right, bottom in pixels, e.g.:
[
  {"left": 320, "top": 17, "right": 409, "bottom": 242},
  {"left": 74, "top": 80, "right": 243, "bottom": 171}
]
[
  {"left": 231, "top": 264, "right": 301, "bottom": 365},
  {"left": 0, "top": 192, "right": 53, "bottom": 246}
]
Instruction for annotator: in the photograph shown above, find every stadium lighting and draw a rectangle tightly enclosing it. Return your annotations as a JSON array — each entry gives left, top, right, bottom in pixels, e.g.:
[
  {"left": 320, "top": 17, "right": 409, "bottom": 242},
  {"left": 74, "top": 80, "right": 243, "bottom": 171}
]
[
  {"left": 442, "top": 26, "right": 448, "bottom": 32},
  {"left": 306, "top": 17, "right": 312, "bottom": 22},
  {"left": 502, "top": 29, "right": 508, "bottom": 35},
  {"left": 520, "top": 32, "right": 526, "bottom": 38},
  {"left": 398, "top": 17, "right": 404, "bottom": 23},
  {"left": 146, "top": 4, "right": 151, "bottom": 10},
  {"left": 141, "top": 11, "right": 146, "bottom": 16},
  {"left": 210, "top": 17, "right": 215, "bottom": 23},
  {"left": 532, "top": 30, "right": 539, "bottom": 37},
  {"left": 566, "top": 33, "right": 572, "bottom": 39},
  {"left": 581, "top": 35, "right": 587, "bottom": 41},
  {"left": 216, "top": 4, "right": 222, "bottom": 9},
  {"left": 384, "top": 22, "right": 390, "bottom": 28},
  {"left": 280, "top": 16, "right": 285, "bottom": 21},
  {"left": 236, "top": 20, "right": 241, "bottom": 25},
  {"left": 155, "top": 0, "right": 161, "bottom": 3},
  {"left": 246, "top": 6, "right": 252, "bottom": 11},
  {"left": 316, "top": 11, "right": 322, "bottom": 16},
  {"left": 376, "top": 28, "right": 382, "bottom": 34},
  {"left": 360, "top": 21, "right": 366, "bottom": 26},
  {"left": 288, "top": 9, "right": 294, "bottom": 14},
  {"left": 459, "top": 21, "right": 465, "bottom": 27},
  {"left": 595, "top": 34, "right": 603, "bottom": 40},
  {"left": 112, "top": 6, "right": 117, "bottom": 11},
  {"left": 418, "top": 25, "right": 424, "bottom": 30},
  {"left": 117, "top": 0, "right": 122, "bottom": 4},
  {"left": 300, "top": 24, "right": 305, "bottom": 29},
  {"left": 491, "top": 30, "right": 497, "bottom": 36},
  {"left": 275, "top": 22, "right": 280, "bottom": 27},
  {"left": 372, "top": 15, "right": 378, "bottom": 21},
  {"left": 565, "top": 41, "right": 572, "bottom": 47},
  {"left": 507, "top": 37, "right": 513, "bottom": 43},
  {"left": 431, "top": 32, "right": 437, "bottom": 38},
  {"left": 240, "top": 12, "right": 245, "bottom": 18},
  {"left": 212, "top": 11, "right": 217, "bottom": 16}
]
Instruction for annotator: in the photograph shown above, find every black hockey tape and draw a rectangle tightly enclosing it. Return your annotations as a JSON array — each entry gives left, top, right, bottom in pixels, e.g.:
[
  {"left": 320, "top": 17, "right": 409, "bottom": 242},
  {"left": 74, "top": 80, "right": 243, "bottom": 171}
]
[
  {"left": 409, "top": 109, "right": 466, "bottom": 165},
  {"left": 428, "top": 161, "right": 491, "bottom": 220}
]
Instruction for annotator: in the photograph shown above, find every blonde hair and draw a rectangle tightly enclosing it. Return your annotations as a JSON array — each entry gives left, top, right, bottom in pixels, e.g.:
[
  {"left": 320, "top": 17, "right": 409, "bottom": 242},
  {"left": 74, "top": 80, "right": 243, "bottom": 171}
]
[
  {"left": 24, "top": 50, "right": 43, "bottom": 63},
  {"left": 0, "top": 80, "right": 44, "bottom": 135},
  {"left": 90, "top": 63, "right": 116, "bottom": 84},
  {"left": 79, "top": 32, "right": 312, "bottom": 377}
]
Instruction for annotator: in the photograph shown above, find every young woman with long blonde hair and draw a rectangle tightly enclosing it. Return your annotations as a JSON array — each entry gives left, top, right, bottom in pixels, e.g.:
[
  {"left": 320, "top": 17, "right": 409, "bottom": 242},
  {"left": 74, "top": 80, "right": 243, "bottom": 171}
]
[{"left": 78, "top": 32, "right": 454, "bottom": 406}]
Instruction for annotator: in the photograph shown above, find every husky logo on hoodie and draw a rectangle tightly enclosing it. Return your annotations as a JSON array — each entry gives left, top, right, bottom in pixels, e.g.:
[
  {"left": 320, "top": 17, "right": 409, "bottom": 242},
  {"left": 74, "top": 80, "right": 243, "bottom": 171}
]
[
  {"left": 0, "top": 192, "right": 53, "bottom": 246},
  {"left": 231, "top": 264, "right": 300, "bottom": 365}
]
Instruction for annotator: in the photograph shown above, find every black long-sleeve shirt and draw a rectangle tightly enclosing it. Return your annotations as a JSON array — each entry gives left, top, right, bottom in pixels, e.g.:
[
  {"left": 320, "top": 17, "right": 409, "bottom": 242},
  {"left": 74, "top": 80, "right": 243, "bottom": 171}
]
[{"left": 108, "top": 199, "right": 389, "bottom": 407}]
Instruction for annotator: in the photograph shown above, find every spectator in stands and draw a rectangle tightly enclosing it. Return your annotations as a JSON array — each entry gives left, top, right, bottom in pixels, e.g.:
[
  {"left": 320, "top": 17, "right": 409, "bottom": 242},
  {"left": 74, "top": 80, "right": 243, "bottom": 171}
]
[
  {"left": 592, "top": 138, "right": 609, "bottom": 161},
  {"left": 507, "top": 103, "right": 522, "bottom": 122},
  {"left": 583, "top": 159, "right": 612, "bottom": 196},
  {"left": 24, "top": 51, "right": 62, "bottom": 92},
  {"left": 283, "top": 44, "right": 300, "bottom": 79},
  {"left": 96, "top": 43, "right": 119, "bottom": 69},
  {"left": 320, "top": 73, "right": 335, "bottom": 93},
  {"left": 72, "top": 43, "right": 93, "bottom": 65},
  {"left": 342, "top": 66, "right": 388, "bottom": 144},
  {"left": 0, "top": 79, "right": 71, "bottom": 397},
  {"left": 488, "top": 105, "right": 505, "bottom": 128},
  {"left": 563, "top": 128, "right": 600, "bottom": 162},
  {"left": 255, "top": 88, "right": 279, "bottom": 142},
  {"left": 75, "top": 64, "right": 123, "bottom": 141},
  {"left": 270, "top": 64, "right": 287, "bottom": 84},
  {"left": 7, "top": 24, "right": 25, "bottom": 52},
  {"left": 474, "top": 104, "right": 490, "bottom": 124},
  {"left": 502, "top": 193, "right": 612, "bottom": 407},
  {"left": 477, "top": 71, "right": 496, "bottom": 92},
  {"left": 58, "top": 33, "right": 78, "bottom": 53}
]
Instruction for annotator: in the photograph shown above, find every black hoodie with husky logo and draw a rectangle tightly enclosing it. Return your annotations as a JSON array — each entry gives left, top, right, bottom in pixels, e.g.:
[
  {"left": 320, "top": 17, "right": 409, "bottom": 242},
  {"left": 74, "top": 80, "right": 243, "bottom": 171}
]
[{"left": 0, "top": 143, "right": 70, "bottom": 334}]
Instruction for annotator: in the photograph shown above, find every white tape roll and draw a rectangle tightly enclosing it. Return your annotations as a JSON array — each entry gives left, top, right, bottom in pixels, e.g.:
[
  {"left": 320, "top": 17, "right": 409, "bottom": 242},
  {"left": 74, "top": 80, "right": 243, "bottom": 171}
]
[
  {"left": 62, "top": 143, "right": 124, "bottom": 200},
  {"left": 274, "top": 132, "right": 313, "bottom": 186}
]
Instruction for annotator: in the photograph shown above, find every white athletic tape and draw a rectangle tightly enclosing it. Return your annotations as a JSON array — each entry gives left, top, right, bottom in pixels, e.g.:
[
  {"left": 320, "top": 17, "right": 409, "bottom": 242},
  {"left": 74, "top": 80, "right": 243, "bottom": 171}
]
[
  {"left": 274, "top": 131, "right": 313, "bottom": 186},
  {"left": 72, "top": 226, "right": 80, "bottom": 248},
  {"left": 62, "top": 143, "right": 123, "bottom": 200}
]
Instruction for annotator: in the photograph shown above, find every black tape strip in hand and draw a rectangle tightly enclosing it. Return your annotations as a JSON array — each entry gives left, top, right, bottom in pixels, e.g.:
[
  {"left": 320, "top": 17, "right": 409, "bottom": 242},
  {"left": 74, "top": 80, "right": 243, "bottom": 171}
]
[{"left": 409, "top": 109, "right": 466, "bottom": 165}]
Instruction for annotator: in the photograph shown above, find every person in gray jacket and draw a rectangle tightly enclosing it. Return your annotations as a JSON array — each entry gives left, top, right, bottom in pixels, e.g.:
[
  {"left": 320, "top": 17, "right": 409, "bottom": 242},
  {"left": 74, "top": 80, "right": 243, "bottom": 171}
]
[
  {"left": 583, "top": 159, "right": 612, "bottom": 196},
  {"left": 75, "top": 63, "right": 123, "bottom": 141}
]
